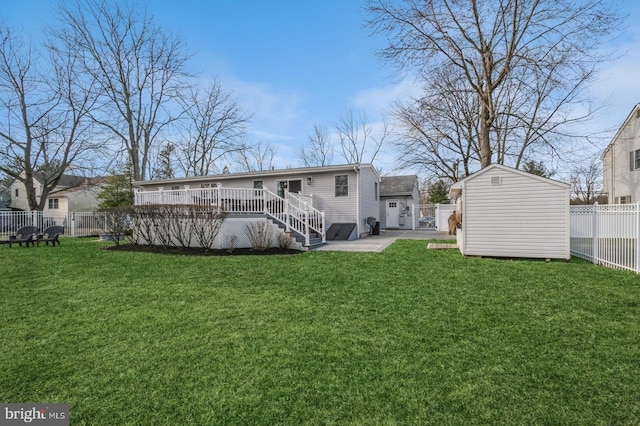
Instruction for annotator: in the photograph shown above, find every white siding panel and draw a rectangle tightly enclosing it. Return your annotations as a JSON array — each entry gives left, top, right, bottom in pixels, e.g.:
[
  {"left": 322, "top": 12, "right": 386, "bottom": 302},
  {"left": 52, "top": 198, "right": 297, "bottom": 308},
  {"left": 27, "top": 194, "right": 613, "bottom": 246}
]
[{"left": 358, "top": 167, "right": 380, "bottom": 234}]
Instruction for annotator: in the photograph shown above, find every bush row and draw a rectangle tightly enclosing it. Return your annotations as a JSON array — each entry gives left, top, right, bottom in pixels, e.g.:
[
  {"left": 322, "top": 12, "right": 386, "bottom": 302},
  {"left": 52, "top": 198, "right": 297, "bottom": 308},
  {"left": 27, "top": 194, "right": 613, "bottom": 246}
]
[{"left": 104, "top": 205, "right": 296, "bottom": 251}]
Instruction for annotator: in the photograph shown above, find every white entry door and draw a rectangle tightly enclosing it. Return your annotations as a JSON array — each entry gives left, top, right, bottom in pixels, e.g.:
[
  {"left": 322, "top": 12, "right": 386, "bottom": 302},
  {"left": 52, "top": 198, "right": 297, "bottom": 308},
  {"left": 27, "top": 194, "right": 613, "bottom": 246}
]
[{"left": 386, "top": 199, "right": 400, "bottom": 228}]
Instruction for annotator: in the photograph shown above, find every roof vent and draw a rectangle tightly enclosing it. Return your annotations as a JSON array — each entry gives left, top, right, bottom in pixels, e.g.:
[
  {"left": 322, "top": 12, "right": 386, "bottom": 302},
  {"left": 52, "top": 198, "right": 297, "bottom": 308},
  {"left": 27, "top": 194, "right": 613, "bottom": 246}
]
[{"left": 490, "top": 176, "right": 502, "bottom": 186}]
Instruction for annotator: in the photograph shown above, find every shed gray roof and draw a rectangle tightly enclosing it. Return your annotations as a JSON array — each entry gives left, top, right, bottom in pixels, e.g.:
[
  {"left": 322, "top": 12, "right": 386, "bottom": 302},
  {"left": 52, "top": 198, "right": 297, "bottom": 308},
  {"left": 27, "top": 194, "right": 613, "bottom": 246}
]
[{"left": 380, "top": 175, "right": 417, "bottom": 196}]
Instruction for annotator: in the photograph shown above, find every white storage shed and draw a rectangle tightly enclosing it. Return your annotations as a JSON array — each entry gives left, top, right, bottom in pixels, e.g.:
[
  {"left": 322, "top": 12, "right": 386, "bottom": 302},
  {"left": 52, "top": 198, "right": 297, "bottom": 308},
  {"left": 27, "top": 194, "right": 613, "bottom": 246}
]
[{"left": 449, "top": 164, "right": 570, "bottom": 260}]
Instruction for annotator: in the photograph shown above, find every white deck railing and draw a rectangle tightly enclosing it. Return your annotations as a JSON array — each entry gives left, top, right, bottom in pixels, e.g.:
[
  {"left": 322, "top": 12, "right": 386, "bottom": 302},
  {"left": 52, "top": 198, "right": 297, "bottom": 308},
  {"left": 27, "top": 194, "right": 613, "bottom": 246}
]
[
  {"left": 570, "top": 203, "right": 640, "bottom": 273},
  {"left": 135, "top": 186, "right": 326, "bottom": 245}
]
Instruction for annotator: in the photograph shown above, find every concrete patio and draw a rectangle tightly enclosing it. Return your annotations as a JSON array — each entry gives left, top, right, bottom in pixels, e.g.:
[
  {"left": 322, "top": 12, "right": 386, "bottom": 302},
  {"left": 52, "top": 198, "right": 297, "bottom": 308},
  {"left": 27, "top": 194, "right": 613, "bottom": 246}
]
[{"left": 312, "top": 229, "right": 456, "bottom": 252}]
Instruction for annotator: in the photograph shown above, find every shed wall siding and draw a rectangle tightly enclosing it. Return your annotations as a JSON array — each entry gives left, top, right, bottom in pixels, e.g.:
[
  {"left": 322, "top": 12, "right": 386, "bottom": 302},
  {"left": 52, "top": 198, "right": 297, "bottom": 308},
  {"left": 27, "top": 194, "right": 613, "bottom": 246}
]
[{"left": 463, "top": 168, "right": 569, "bottom": 259}]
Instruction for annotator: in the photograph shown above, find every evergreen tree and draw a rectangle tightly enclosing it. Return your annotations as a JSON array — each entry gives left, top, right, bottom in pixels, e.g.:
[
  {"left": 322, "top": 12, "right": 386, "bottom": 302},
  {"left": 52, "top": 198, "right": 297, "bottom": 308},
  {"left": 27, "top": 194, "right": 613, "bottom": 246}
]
[
  {"left": 427, "top": 180, "right": 450, "bottom": 204},
  {"left": 97, "top": 173, "right": 134, "bottom": 210}
]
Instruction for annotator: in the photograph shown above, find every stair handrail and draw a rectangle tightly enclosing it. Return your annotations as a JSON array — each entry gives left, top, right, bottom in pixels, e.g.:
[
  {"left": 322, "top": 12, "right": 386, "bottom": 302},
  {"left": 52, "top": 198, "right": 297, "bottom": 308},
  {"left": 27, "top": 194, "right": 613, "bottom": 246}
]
[
  {"left": 286, "top": 192, "right": 313, "bottom": 211},
  {"left": 263, "top": 188, "right": 325, "bottom": 245}
]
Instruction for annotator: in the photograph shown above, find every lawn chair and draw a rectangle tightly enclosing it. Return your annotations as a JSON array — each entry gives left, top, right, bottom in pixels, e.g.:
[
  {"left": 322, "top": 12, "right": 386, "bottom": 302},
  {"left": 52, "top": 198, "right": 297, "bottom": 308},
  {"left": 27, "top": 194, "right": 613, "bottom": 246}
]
[
  {"left": 6, "top": 226, "right": 39, "bottom": 248},
  {"left": 36, "top": 226, "right": 64, "bottom": 246}
]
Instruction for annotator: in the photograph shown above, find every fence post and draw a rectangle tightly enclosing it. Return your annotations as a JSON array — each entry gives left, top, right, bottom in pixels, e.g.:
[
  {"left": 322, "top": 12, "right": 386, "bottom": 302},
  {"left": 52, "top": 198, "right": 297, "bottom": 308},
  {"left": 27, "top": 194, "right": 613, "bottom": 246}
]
[
  {"left": 412, "top": 205, "right": 416, "bottom": 231},
  {"left": 636, "top": 203, "right": 640, "bottom": 274},
  {"left": 71, "top": 212, "right": 75, "bottom": 238},
  {"left": 592, "top": 202, "right": 598, "bottom": 264}
]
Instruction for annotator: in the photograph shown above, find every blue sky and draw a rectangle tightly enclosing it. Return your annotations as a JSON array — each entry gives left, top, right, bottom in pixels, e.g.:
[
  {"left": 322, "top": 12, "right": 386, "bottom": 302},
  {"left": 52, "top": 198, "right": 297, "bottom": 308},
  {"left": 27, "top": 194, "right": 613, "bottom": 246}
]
[{"left": 1, "top": 0, "right": 640, "bottom": 176}]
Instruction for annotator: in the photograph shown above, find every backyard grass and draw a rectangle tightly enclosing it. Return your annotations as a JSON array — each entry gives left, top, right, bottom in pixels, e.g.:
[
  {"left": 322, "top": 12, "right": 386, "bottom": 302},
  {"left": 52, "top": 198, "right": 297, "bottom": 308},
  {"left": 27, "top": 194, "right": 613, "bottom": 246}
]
[{"left": 1, "top": 238, "right": 639, "bottom": 425}]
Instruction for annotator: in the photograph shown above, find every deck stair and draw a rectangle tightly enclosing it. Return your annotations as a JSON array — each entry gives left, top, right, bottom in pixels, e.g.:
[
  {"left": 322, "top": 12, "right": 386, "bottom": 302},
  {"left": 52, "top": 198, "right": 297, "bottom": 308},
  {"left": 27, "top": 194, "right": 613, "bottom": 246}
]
[{"left": 269, "top": 218, "right": 324, "bottom": 248}]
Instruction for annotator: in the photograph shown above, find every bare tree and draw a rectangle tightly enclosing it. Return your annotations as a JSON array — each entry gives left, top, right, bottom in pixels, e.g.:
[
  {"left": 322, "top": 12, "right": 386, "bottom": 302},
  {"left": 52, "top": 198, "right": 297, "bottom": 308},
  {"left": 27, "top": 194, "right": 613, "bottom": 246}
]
[
  {"left": 150, "top": 142, "right": 176, "bottom": 180},
  {"left": 54, "top": 0, "right": 190, "bottom": 181},
  {"left": 394, "top": 67, "right": 480, "bottom": 181},
  {"left": 297, "top": 124, "right": 335, "bottom": 167},
  {"left": 234, "top": 140, "right": 277, "bottom": 172},
  {"left": 336, "top": 109, "right": 388, "bottom": 164},
  {"left": 570, "top": 160, "right": 604, "bottom": 205},
  {"left": 367, "top": 0, "right": 621, "bottom": 170},
  {"left": 176, "top": 80, "right": 251, "bottom": 177},
  {"left": 0, "top": 27, "right": 99, "bottom": 210}
]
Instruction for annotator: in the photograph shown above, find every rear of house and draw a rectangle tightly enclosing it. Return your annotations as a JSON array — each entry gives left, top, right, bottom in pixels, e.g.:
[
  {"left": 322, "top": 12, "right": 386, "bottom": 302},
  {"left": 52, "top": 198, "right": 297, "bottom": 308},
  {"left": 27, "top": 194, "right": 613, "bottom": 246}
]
[
  {"left": 450, "top": 164, "right": 570, "bottom": 260},
  {"left": 134, "top": 164, "right": 382, "bottom": 247}
]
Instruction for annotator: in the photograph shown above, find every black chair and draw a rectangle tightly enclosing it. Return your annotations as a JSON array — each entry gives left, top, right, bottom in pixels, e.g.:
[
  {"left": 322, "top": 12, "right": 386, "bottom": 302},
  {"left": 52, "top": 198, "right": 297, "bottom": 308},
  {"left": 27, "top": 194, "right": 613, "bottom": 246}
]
[
  {"left": 36, "top": 226, "right": 64, "bottom": 246},
  {"left": 7, "top": 226, "right": 39, "bottom": 248}
]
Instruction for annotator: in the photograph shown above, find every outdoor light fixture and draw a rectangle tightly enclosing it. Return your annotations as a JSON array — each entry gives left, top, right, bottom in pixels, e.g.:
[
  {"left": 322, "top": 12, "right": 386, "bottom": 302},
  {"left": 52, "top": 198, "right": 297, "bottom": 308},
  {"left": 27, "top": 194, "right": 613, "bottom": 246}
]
[{"left": 307, "top": 176, "right": 313, "bottom": 185}]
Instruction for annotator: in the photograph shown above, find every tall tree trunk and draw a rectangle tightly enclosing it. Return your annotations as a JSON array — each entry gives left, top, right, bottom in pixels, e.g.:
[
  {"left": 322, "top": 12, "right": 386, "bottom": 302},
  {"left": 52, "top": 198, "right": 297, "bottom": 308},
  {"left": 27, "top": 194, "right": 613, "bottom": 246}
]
[{"left": 479, "top": 99, "right": 492, "bottom": 168}]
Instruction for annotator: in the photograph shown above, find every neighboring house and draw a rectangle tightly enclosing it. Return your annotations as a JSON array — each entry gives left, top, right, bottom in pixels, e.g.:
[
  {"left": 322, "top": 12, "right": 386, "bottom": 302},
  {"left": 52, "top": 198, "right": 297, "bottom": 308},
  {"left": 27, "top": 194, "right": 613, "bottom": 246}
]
[
  {"left": 449, "top": 164, "right": 570, "bottom": 260},
  {"left": 602, "top": 102, "right": 640, "bottom": 204},
  {"left": 9, "top": 173, "right": 105, "bottom": 213},
  {"left": 379, "top": 175, "right": 419, "bottom": 229},
  {"left": 134, "top": 164, "right": 384, "bottom": 246}
]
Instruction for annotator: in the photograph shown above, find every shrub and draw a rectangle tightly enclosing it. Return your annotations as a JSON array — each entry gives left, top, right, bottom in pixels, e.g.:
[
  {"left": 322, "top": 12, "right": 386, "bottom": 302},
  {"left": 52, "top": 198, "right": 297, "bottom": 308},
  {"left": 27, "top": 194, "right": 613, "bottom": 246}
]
[
  {"left": 244, "top": 221, "right": 273, "bottom": 251},
  {"left": 103, "top": 206, "right": 132, "bottom": 246},
  {"left": 226, "top": 235, "right": 238, "bottom": 253},
  {"left": 276, "top": 231, "right": 294, "bottom": 249},
  {"left": 189, "top": 206, "right": 225, "bottom": 252}
]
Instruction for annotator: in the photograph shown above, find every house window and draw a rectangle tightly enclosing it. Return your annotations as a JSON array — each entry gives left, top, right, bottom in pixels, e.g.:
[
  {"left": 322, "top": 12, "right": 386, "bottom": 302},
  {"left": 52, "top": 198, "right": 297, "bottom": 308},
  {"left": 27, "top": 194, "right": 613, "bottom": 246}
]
[
  {"left": 48, "top": 198, "right": 59, "bottom": 209},
  {"left": 200, "top": 183, "right": 210, "bottom": 188},
  {"left": 631, "top": 150, "right": 640, "bottom": 170},
  {"left": 171, "top": 185, "right": 180, "bottom": 190},
  {"left": 335, "top": 175, "right": 348, "bottom": 197},
  {"left": 620, "top": 195, "right": 631, "bottom": 204},
  {"left": 14, "top": 188, "right": 18, "bottom": 197},
  {"left": 253, "top": 180, "right": 263, "bottom": 196},
  {"left": 374, "top": 182, "right": 378, "bottom": 201}
]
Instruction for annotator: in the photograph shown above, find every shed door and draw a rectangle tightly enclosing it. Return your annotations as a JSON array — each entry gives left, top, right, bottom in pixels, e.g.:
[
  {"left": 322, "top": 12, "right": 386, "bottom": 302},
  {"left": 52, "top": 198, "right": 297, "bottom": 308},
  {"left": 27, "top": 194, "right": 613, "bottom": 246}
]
[{"left": 386, "top": 199, "right": 400, "bottom": 228}]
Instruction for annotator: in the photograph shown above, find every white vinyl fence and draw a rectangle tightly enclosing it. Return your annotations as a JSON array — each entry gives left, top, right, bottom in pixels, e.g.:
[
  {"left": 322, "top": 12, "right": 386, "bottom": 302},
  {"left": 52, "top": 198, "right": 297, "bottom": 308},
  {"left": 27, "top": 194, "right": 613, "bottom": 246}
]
[
  {"left": 0, "top": 211, "right": 108, "bottom": 240},
  {"left": 570, "top": 203, "right": 640, "bottom": 273},
  {"left": 412, "top": 204, "right": 456, "bottom": 231}
]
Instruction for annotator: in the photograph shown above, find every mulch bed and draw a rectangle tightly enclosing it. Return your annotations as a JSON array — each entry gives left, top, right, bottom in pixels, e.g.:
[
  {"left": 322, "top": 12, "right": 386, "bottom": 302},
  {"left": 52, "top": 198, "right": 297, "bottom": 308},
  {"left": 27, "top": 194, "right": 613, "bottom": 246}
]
[{"left": 102, "top": 244, "right": 303, "bottom": 256}]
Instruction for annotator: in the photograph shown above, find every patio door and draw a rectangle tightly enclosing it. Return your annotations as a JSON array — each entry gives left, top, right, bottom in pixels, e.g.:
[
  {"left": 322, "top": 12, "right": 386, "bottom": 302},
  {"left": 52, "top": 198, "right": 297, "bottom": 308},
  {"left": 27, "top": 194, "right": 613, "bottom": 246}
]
[
  {"left": 386, "top": 199, "right": 400, "bottom": 228},
  {"left": 277, "top": 179, "right": 302, "bottom": 198}
]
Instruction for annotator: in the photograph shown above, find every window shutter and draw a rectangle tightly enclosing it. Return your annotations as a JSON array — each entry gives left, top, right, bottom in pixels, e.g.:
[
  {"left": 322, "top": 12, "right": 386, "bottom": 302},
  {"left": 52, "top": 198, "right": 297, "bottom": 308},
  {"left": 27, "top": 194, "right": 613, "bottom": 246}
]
[{"left": 631, "top": 151, "right": 635, "bottom": 171}]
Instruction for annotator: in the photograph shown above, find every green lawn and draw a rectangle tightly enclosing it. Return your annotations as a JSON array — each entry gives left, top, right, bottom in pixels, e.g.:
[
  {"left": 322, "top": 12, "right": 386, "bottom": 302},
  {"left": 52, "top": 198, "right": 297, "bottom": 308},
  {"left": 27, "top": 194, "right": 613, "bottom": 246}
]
[{"left": 1, "top": 238, "right": 639, "bottom": 425}]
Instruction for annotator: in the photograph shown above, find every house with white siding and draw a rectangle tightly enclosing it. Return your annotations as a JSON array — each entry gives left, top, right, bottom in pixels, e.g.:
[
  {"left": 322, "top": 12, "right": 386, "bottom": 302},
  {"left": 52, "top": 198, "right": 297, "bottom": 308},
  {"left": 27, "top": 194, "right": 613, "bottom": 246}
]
[
  {"left": 602, "top": 103, "right": 640, "bottom": 204},
  {"left": 449, "top": 164, "right": 570, "bottom": 260},
  {"left": 134, "top": 164, "right": 383, "bottom": 248}
]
